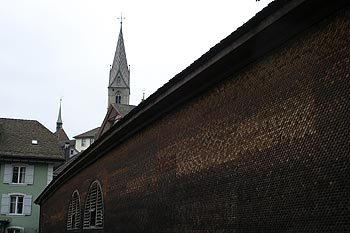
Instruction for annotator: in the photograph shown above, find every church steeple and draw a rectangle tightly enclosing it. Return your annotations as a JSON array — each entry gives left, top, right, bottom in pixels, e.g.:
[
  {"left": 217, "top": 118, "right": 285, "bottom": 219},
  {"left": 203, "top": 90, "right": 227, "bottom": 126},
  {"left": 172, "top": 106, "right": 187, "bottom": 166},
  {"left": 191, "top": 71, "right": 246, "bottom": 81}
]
[
  {"left": 108, "top": 16, "right": 130, "bottom": 106},
  {"left": 56, "top": 99, "right": 63, "bottom": 131}
]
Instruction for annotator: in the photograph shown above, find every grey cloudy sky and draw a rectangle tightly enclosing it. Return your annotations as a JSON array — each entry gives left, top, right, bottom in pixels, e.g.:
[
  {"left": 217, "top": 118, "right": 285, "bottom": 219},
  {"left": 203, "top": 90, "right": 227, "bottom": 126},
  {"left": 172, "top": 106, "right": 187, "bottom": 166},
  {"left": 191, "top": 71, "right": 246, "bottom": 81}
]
[{"left": 0, "top": 0, "right": 273, "bottom": 138}]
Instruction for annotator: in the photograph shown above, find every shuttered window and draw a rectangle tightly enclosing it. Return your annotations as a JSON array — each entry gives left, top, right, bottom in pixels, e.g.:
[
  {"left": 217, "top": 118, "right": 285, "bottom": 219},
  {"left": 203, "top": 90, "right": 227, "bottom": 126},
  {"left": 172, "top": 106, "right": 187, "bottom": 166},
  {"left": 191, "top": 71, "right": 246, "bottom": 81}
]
[
  {"left": 1, "top": 194, "right": 31, "bottom": 215},
  {"left": 67, "top": 190, "right": 81, "bottom": 230},
  {"left": 3, "top": 164, "right": 34, "bottom": 185},
  {"left": 83, "top": 181, "right": 104, "bottom": 229}
]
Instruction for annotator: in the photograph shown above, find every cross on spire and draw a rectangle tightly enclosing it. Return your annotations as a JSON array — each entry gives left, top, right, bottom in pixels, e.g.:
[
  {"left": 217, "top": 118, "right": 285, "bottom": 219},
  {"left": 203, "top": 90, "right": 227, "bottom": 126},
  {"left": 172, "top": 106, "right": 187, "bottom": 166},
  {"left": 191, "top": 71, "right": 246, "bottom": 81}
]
[{"left": 117, "top": 13, "right": 126, "bottom": 25}]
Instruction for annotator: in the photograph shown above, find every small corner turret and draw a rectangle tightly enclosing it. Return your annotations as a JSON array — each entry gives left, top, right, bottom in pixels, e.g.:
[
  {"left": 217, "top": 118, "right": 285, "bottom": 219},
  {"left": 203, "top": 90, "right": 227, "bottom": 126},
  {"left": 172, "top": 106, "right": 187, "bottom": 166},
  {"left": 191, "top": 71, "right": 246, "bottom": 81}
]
[{"left": 56, "top": 98, "right": 63, "bottom": 132}]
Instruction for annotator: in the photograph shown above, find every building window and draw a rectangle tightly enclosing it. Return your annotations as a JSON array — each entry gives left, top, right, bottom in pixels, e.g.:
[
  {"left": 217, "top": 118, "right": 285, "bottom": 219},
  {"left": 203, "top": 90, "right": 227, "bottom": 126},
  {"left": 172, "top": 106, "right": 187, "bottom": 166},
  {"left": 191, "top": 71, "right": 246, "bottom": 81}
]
[
  {"left": 117, "top": 76, "right": 121, "bottom": 84},
  {"left": 12, "top": 166, "right": 26, "bottom": 184},
  {"left": 81, "top": 139, "right": 86, "bottom": 147},
  {"left": 116, "top": 95, "right": 122, "bottom": 104},
  {"left": 67, "top": 190, "right": 81, "bottom": 230},
  {"left": 83, "top": 181, "right": 104, "bottom": 229},
  {"left": 1, "top": 194, "right": 32, "bottom": 215},
  {"left": 6, "top": 227, "right": 24, "bottom": 233},
  {"left": 3, "top": 164, "right": 34, "bottom": 185},
  {"left": 9, "top": 195, "right": 24, "bottom": 214}
]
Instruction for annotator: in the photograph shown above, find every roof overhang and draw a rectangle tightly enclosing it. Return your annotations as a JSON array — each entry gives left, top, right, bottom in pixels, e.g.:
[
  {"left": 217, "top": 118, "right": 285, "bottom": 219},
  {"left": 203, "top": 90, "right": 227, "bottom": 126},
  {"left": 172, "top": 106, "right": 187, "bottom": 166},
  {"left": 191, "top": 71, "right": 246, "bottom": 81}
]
[
  {"left": 0, "top": 153, "right": 64, "bottom": 163},
  {"left": 35, "top": 0, "right": 349, "bottom": 205}
]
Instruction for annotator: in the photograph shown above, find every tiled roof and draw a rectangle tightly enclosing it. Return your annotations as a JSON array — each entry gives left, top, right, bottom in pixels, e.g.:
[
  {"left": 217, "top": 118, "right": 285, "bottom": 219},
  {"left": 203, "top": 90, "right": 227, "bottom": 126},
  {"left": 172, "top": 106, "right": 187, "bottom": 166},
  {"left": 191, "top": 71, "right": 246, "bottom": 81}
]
[
  {"left": 36, "top": 0, "right": 349, "bottom": 205},
  {"left": 0, "top": 118, "right": 64, "bottom": 161},
  {"left": 111, "top": 103, "right": 135, "bottom": 117},
  {"left": 70, "top": 140, "right": 76, "bottom": 146},
  {"left": 55, "top": 128, "right": 69, "bottom": 143},
  {"left": 53, "top": 153, "right": 79, "bottom": 176},
  {"left": 74, "top": 127, "right": 100, "bottom": 139}
]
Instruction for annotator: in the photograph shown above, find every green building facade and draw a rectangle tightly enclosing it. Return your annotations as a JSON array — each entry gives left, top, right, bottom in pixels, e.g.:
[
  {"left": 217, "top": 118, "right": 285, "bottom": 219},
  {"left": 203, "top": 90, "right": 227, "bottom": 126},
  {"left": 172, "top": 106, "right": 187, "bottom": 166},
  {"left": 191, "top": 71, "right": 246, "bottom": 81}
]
[{"left": 0, "top": 118, "right": 63, "bottom": 233}]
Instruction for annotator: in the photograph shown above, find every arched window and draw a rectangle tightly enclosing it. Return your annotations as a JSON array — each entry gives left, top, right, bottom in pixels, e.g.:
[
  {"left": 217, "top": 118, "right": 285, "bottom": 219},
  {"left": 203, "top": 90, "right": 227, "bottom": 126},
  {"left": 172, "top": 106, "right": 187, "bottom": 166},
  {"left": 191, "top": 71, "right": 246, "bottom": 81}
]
[
  {"left": 83, "top": 181, "right": 104, "bottom": 229},
  {"left": 67, "top": 190, "right": 81, "bottom": 230}
]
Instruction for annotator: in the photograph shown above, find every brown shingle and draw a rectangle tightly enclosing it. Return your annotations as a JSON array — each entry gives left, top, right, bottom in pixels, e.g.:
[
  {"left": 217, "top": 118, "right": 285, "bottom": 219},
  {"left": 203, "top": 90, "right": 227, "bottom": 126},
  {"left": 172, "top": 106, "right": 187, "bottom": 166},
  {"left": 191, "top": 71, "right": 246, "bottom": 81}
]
[
  {"left": 0, "top": 118, "right": 63, "bottom": 161},
  {"left": 73, "top": 127, "right": 100, "bottom": 139}
]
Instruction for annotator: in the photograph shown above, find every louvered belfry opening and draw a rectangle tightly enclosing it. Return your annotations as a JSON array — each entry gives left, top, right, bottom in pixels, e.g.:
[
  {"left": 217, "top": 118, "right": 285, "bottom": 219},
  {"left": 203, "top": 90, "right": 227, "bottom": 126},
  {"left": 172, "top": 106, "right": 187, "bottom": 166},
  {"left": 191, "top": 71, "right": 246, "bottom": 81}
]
[
  {"left": 67, "top": 190, "right": 81, "bottom": 230},
  {"left": 83, "top": 181, "right": 104, "bottom": 229}
]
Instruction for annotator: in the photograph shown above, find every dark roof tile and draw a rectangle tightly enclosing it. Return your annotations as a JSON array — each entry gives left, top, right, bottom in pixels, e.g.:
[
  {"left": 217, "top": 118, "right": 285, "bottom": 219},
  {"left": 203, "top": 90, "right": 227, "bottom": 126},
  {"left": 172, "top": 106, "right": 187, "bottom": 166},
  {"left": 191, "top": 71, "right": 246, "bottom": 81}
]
[
  {"left": 0, "top": 118, "right": 64, "bottom": 160},
  {"left": 74, "top": 127, "right": 100, "bottom": 139}
]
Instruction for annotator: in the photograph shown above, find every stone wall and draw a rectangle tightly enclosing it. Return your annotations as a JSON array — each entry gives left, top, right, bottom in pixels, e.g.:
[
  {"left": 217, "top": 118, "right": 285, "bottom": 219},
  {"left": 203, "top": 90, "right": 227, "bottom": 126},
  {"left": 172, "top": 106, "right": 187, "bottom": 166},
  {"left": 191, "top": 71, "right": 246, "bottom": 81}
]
[{"left": 40, "top": 6, "right": 350, "bottom": 233}]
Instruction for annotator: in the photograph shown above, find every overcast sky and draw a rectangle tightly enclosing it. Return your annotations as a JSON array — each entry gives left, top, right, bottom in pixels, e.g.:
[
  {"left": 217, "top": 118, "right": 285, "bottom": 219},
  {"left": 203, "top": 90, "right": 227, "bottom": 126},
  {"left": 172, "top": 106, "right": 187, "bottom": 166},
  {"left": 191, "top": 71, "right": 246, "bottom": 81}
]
[{"left": 0, "top": 0, "right": 273, "bottom": 138}]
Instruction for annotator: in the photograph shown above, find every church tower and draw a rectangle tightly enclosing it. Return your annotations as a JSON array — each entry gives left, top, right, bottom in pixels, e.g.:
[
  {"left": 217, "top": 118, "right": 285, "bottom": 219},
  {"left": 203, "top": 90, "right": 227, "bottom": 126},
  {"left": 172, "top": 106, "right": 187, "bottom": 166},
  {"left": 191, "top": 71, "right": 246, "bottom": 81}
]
[
  {"left": 97, "top": 16, "right": 136, "bottom": 139},
  {"left": 108, "top": 20, "right": 130, "bottom": 106}
]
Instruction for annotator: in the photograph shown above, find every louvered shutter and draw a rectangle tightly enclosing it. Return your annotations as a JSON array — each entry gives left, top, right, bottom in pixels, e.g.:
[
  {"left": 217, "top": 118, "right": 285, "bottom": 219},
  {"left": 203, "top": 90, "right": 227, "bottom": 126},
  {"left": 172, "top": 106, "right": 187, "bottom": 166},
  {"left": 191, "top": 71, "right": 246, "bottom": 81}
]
[
  {"left": 3, "top": 164, "right": 12, "bottom": 184},
  {"left": 47, "top": 164, "right": 53, "bottom": 185},
  {"left": 83, "top": 181, "right": 103, "bottom": 229},
  {"left": 75, "top": 192, "right": 81, "bottom": 229},
  {"left": 67, "top": 199, "right": 73, "bottom": 229},
  {"left": 96, "top": 185, "right": 103, "bottom": 227},
  {"left": 25, "top": 165, "right": 34, "bottom": 184},
  {"left": 1, "top": 194, "right": 9, "bottom": 214},
  {"left": 67, "top": 191, "right": 81, "bottom": 230},
  {"left": 23, "top": 195, "right": 32, "bottom": 215}
]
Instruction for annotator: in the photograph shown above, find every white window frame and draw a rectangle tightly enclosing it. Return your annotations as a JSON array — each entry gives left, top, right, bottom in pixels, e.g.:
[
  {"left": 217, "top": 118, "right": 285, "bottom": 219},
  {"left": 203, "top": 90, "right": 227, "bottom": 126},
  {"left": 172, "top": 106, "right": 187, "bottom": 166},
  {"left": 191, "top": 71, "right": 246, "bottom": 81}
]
[
  {"left": 9, "top": 194, "right": 24, "bottom": 215},
  {"left": 6, "top": 226, "right": 24, "bottom": 233},
  {"left": 11, "top": 165, "right": 26, "bottom": 184},
  {"left": 1, "top": 193, "right": 32, "bottom": 216},
  {"left": 3, "top": 163, "right": 34, "bottom": 185}
]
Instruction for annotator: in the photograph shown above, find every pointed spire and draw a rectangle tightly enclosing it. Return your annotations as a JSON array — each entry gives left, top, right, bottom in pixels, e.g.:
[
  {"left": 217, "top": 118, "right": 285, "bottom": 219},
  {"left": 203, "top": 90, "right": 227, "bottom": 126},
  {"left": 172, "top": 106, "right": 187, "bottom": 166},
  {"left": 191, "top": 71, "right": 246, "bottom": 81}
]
[
  {"left": 108, "top": 15, "right": 130, "bottom": 106},
  {"left": 56, "top": 98, "right": 63, "bottom": 131},
  {"left": 109, "top": 14, "right": 129, "bottom": 86}
]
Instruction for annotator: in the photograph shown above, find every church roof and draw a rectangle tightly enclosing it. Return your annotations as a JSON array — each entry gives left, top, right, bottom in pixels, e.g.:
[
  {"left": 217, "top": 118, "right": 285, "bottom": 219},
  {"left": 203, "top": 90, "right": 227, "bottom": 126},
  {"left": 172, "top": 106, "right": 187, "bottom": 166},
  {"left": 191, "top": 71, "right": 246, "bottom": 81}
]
[
  {"left": 109, "top": 25, "right": 129, "bottom": 88},
  {"left": 55, "top": 128, "right": 69, "bottom": 142},
  {"left": 35, "top": 0, "right": 348, "bottom": 204},
  {"left": 95, "top": 103, "right": 136, "bottom": 139},
  {"left": 0, "top": 118, "right": 64, "bottom": 161},
  {"left": 111, "top": 103, "right": 135, "bottom": 117},
  {"left": 54, "top": 127, "right": 72, "bottom": 149}
]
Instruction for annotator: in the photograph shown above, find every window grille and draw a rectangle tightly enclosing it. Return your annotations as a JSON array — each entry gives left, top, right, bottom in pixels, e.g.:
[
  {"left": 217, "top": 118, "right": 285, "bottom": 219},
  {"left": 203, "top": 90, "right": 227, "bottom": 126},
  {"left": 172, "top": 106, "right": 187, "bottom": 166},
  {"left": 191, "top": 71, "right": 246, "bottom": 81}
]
[
  {"left": 67, "top": 190, "right": 81, "bottom": 230},
  {"left": 83, "top": 181, "right": 104, "bottom": 229}
]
